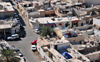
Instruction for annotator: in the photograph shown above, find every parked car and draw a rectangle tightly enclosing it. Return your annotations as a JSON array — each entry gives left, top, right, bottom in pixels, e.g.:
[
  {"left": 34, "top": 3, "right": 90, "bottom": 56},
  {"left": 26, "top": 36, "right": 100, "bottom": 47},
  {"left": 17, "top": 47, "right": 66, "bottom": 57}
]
[
  {"left": 31, "top": 40, "right": 37, "bottom": 45},
  {"left": 31, "top": 45, "right": 37, "bottom": 51},
  {"left": 15, "top": 48, "right": 20, "bottom": 52},
  {"left": 21, "top": 57, "right": 26, "bottom": 62},
  {"left": 7, "top": 34, "right": 19, "bottom": 40},
  {"left": 33, "top": 29, "right": 40, "bottom": 34},
  {"left": 16, "top": 18, "right": 19, "bottom": 20},
  {"left": 18, "top": 52, "right": 23, "bottom": 57},
  {"left": 9, "top": 45, "right": 15, "bottom": 50}
]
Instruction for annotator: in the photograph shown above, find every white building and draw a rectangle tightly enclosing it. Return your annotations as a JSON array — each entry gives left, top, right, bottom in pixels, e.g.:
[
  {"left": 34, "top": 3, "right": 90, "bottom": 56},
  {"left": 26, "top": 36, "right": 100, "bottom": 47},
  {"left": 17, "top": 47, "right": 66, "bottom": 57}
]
[{"left": 29, "top": 17, "right": 79, "bottom": 29}]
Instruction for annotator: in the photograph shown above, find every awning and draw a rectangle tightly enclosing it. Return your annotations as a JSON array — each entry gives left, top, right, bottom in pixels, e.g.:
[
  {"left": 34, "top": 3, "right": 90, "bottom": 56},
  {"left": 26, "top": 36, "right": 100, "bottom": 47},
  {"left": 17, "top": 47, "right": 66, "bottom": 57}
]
[
  {"left": 72, "top": 20, "right": 78, "bottom": 23},
  {"left": 59, "top": 23, "right": 62, "bottom": 26}
]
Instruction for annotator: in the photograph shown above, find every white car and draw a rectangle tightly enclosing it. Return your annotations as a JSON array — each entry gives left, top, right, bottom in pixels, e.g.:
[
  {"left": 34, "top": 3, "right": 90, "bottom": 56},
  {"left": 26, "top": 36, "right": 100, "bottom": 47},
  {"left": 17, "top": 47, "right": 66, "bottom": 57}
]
[
  {"left": 18, "top": 52, "right": 23, "bottom": 57},
  {"left": 7, "top": 34, "right": 19, "bottom": 40},
  {"left": 20, "top": 57, "right": 26, "bottom": 62},
  {"left": 34, "top": 29, "right": 40, "bottom": 34},
  {"left": 31, "top": 45, "right": 37, "bottom": 51}
]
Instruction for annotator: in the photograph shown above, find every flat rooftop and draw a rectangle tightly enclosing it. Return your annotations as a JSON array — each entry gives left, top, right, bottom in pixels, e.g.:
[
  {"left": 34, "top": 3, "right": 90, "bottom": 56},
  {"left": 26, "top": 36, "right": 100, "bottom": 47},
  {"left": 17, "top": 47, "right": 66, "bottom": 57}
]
[
  {"left": 0, "top": 2, "right": 14, "bottom": 12},
  {"left": 37, "top": 36, "right": 50, "bottom": 46},
  {"left": 30, "top": 17, "right": 79, "bottom": 24},
  {"left": 0, "top": 24, "right": 12, "bottom": 29}
]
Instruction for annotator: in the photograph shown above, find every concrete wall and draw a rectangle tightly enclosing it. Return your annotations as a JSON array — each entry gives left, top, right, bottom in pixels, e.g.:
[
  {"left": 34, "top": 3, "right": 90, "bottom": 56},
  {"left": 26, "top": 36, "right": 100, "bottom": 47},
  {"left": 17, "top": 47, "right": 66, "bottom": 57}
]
[
  {"left": 76, "top": 25, "right": 93, "bottom": 30},
  {"left": 37, "top": 46, "right": 53, "bottom": 62},
  {"left": 86, "top": 51, "right": 100, "bottom": 61},
  {"left": 81, "top": 29, "right": 94, "bottom": 35},
  {"left": 66, "top": 36, "right": 84, "bottom": 43},
  {"left": 54, "top": 29, "right": 63, "bottom": 38},
  {"left": 17, "top": 4, "right": 29, "bottom": 26},
  {"left": 45, "top": 10, "right": 55, "bottom": 15},
  {"left": 57, "top": 43, "right": 70, "bottom": 50}
]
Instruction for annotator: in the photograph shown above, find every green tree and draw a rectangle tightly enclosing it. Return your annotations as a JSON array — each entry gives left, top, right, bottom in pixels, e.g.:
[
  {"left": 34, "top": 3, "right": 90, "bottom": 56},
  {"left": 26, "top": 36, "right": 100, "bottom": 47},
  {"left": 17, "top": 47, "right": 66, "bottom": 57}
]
[
  {"left": 1, "top": 49, "right": 20, "bottom": 62},
  {"left": 40, "top": 26, "right": 54, "bottom": 38}
]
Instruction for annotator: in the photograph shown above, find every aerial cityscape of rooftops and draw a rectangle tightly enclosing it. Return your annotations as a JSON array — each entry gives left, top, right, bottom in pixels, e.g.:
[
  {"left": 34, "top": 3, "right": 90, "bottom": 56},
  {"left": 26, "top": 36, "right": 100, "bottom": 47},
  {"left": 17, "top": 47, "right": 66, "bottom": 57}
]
[{"left": 0, "top": 0, "right": 100, "bottom": 62}]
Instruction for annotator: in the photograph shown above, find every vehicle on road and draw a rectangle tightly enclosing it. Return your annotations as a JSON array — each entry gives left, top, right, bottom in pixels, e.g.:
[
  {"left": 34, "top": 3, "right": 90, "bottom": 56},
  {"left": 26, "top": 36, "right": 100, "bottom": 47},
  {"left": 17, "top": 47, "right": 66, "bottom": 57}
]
[
  {"left": 31, "top": 45, "right": 37, "bottom": 51},
  {"left": 18, "top": 52, "right": 23, "bottom": 57},
  {"left": 15, "top": 48, "right": 20, "bottom": 52},
  {"left": 31, "top": 40, "right": 37, "bottom": 45},
  {"left": 6, "top": 34, "right": 19, "bottom": 40},
  {"left": 16, "top": 18, "right": 20, "bottom": 20},
  {"left": 21, "top": 57, "right": 26, "bottom": 62},
  {"left": 33, "top": 29, "right": 40, "bottom": 34}
]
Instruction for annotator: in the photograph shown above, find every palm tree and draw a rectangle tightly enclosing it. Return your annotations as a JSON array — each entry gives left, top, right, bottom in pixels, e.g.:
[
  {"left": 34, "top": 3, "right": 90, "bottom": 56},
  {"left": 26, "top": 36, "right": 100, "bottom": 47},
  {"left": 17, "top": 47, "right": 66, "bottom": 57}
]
[
  {"left": 10, "top": 57, "right": 20, "bottom": 62},
  {"left": 1, "top": 49, "right": 20, "bottom": 62}
]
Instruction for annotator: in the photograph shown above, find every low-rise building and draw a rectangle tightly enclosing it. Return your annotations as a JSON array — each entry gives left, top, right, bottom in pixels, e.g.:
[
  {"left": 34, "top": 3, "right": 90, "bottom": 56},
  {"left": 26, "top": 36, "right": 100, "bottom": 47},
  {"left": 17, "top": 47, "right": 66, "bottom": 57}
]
[
  {"left": 29, "top": 17, "right": 79, "bottom": 29},
  {"left": 0, "top": 19, "right": 20, "bottom": 39},
  {"left": 37, "top": 36, "right": 90, "bottom": 62},
  {"left": 0, "top": 2, "right": 15, "bottom": 18}
]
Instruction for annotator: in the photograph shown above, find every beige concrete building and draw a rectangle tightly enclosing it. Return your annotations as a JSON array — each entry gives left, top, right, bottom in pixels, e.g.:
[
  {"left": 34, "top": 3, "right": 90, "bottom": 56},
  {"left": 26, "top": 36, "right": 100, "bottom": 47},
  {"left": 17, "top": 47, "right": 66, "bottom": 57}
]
[
  {"left": 16, "top": 1, "right": 56, "bottom": 26},
  {"left": 29, "top": 17, "right": 79, "bottom": 29},
  {"left": 0, "top": 2, "right": 15, "bottom": 18},
  {"left": 0, "top": 19, "right": 20, "bottom": 39},
  {"left": 37, "top": 24, "right": 100, "bottom": 62},
  {"left": 37, "top": 36, "right": 90, "bottom": 62}
]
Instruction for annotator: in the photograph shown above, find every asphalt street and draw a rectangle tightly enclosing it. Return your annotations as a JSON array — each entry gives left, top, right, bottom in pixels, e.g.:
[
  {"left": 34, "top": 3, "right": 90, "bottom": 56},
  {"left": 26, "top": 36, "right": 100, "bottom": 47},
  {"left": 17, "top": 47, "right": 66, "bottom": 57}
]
[
  {"left": 7, "top": 26, "right": 41, "bottom": 62},
  {"left": 7, "top": 2, "right": 41, "bottom": 62}
]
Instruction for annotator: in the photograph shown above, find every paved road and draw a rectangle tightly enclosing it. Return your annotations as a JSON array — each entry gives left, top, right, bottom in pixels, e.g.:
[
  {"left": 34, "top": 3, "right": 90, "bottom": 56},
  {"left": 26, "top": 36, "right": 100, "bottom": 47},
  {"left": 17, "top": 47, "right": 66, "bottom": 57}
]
[
  {"left": 7, "top": 2, "right": 41, "bottom": 62},
  {"left": 7, "top": 26, "right": 41, "bottom": 62}
]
